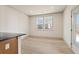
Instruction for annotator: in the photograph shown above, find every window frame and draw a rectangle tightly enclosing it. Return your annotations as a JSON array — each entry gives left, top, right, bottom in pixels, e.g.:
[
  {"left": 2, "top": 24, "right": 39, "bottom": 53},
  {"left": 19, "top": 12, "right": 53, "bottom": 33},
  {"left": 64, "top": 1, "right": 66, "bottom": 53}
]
[{"left": 36, "top": 15, "right": 53, "bottom": 31}]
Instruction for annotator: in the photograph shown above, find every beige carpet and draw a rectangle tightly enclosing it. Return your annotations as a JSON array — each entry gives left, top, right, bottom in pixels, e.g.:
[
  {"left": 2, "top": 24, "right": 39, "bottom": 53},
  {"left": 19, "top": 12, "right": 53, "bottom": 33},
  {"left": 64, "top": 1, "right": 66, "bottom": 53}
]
[{"left": 21, "top": 36, "right": 74, "bottom": 54}]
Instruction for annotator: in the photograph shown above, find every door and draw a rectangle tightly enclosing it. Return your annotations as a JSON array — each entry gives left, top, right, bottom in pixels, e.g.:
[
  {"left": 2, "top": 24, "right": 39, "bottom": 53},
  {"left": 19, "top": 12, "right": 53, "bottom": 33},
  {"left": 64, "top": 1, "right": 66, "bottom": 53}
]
[{"left": 72, "top": 6, "right": 79, "bottom": 53}]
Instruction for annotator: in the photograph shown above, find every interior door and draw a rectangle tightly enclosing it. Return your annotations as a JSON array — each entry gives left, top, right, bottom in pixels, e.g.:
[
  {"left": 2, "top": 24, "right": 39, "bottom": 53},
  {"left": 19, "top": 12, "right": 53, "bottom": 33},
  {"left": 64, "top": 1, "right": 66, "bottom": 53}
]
[{"left": 72, "top": 6, "right": 79, "bottom": 53}]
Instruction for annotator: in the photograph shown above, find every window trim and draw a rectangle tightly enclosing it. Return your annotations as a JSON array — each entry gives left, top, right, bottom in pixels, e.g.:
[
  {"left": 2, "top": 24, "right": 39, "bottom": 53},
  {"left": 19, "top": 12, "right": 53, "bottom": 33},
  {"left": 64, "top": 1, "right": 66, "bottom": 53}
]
[{"left": 36, "top": 15, "right": 53, "bottom": 31}]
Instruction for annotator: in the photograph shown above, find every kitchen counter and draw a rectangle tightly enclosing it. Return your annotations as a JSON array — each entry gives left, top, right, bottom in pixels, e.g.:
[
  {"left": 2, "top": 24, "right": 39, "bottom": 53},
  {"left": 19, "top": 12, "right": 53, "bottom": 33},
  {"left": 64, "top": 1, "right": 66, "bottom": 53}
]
[
  {"left": 0, "top": 32, "right": 26, "bottom": 41},
  {"left": 0, "top": 32, "right": 26, "bottom": 54}
]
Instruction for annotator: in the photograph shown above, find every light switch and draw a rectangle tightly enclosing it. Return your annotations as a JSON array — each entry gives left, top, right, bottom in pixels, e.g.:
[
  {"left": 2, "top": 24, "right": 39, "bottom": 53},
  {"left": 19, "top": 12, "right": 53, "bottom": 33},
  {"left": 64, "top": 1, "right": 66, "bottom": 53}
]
[{"left": 5, "top": 43, "right": 10, "bottom": 50}]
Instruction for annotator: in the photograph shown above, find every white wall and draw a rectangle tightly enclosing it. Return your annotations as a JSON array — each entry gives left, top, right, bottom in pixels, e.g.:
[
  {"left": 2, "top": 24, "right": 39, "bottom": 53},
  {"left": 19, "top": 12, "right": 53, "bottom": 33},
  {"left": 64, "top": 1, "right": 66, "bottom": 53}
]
[
  {"left": 0, "top": 6, "right": 29, "bottom": 36},
  {"left": 63, "top": 5, "right": 77, "bottom": 47},
  {"left": 29, "top": 13, "right": 63, "bottom": 38}
]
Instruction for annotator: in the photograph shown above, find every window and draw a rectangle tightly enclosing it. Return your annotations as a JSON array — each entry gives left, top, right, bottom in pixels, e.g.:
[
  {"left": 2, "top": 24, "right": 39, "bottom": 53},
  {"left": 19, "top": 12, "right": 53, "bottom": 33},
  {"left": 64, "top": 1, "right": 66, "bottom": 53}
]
[
  {"left": 36, "top": 16, "right": 53, "bottom": 30},
  {"left": 36, "top": 16, "right": 44, "bottom": 29},
  {"left": 76, "top": 14, "right": 79, "bottom": 42}
]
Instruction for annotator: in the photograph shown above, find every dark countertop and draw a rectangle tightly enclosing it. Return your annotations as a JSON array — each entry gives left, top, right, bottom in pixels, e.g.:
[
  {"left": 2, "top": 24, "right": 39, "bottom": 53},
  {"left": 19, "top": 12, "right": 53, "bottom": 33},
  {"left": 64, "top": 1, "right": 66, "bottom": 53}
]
[{"left": 0, "top": 32, "right": 26, "bottom": 41}]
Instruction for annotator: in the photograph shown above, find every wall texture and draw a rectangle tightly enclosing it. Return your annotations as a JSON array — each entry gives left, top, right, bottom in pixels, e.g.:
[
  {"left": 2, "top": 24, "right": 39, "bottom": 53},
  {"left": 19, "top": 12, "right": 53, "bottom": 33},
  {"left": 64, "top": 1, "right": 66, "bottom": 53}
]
[
  {"left": 0, "top": 6, "right": 29, "bottom": 36},
  {"left": 29, "top": 13, "right": 63, "bottom": 38}
]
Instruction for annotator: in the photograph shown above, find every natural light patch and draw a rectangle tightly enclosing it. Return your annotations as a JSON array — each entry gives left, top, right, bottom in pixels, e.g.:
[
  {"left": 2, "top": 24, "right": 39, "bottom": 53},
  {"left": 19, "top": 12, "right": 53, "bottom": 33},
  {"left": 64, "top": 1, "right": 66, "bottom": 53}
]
[{"left": 76, "top": 34, "right": 79, "bottom": 42}]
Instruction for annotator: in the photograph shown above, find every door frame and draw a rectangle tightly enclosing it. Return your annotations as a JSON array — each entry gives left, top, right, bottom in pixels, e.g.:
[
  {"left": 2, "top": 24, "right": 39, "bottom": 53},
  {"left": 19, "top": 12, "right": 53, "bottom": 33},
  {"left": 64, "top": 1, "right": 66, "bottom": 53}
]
[{"left": 71, "top": 6, "right": 79, "bottom": 53}]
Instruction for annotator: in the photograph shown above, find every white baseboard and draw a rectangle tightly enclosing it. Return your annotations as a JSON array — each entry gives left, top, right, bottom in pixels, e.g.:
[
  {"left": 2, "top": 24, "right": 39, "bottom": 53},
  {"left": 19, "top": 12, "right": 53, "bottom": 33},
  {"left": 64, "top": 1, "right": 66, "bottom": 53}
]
[{"left": 29, "top": 35, "right": 63, "bottom": 40}]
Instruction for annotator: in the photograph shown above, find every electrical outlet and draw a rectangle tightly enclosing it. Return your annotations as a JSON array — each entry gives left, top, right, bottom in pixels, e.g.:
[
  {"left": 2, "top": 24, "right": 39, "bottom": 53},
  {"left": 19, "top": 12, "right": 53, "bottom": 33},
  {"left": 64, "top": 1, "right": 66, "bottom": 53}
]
[{"left": 5, "top": 43, "right": 10, "bottom": 50}]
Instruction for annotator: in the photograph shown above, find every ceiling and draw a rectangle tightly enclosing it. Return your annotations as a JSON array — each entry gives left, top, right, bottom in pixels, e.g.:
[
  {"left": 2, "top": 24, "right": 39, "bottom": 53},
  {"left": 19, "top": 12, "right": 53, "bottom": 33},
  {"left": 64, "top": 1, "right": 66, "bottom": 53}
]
[{"left": 10, "top": 5, "right": 66, "bottom": 16}]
